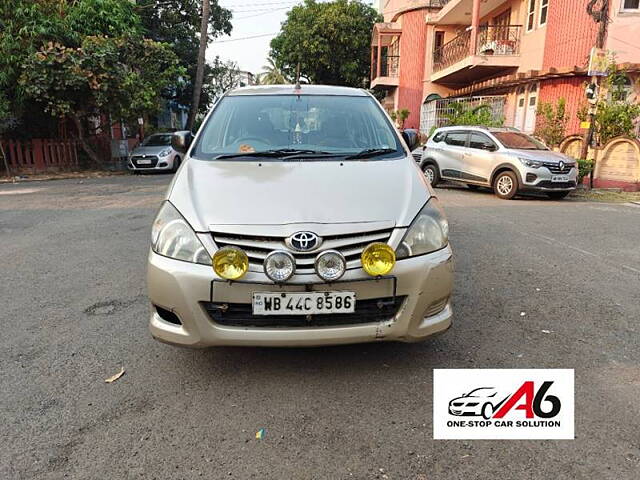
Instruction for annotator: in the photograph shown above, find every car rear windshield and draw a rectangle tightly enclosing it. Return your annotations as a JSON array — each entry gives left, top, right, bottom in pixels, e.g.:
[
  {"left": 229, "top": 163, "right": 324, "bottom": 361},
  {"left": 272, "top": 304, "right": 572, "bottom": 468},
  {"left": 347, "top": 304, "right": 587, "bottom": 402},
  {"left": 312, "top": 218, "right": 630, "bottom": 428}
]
[
  {"left": 142, "top": 134, "right": 172, "bottom": 146},
  {"left": 191, "top": 94, "right": 403, "bottom": 160},
  {"left": 492, "top": 132, "right": 548, "bottom": 150}
]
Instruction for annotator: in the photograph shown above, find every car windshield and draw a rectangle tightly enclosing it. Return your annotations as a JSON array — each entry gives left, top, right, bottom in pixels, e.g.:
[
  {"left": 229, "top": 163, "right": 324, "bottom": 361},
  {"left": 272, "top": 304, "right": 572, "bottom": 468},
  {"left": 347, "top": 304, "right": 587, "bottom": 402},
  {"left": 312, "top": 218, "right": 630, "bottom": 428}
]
[
  {"left": 191, "top": 94, "right": 403, "bottom": 160},
  {"left": 492, "top": 132, "right": 548, "bottom": 150},
  {"left": 465, "top": 388, "right": 494, "bottom": 397},
  {"left": 142, "top": 134, "right": 172, "bottom": 146}
]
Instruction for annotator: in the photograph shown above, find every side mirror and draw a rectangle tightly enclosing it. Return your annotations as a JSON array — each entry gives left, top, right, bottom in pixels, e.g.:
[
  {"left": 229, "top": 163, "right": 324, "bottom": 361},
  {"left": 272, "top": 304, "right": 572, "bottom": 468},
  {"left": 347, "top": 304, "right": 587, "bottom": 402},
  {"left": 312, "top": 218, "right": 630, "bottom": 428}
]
[
  {"left": 402, "top": 129, "right": 419, "bottom": 151},
  {"left": 171, "top": 131, "right": 194, "bottom": 154},
  {"left": 484, "top": 144, "right": 498, "bottom": 152}
]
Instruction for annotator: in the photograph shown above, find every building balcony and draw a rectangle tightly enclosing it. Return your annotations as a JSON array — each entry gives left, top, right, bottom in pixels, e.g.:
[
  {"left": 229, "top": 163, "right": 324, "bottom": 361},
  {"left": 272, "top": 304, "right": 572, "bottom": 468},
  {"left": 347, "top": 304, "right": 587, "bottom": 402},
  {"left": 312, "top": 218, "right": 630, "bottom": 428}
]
[
  {"left": 370, "top": 22, "right": 402, "bottom": 89},
  {"left": 371, "top": 55, "right": 400, "bottom": 88},
  {"left": 431, "top": 25, "right": 522, "bottom": 87}
]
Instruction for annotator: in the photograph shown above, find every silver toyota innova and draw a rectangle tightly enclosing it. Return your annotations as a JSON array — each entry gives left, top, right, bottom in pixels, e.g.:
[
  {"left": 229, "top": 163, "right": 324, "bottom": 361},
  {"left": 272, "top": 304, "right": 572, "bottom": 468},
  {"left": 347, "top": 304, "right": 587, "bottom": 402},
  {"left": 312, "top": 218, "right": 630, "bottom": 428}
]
[{"left": 147, "top": 85, "right": 453, "bottom": 347}]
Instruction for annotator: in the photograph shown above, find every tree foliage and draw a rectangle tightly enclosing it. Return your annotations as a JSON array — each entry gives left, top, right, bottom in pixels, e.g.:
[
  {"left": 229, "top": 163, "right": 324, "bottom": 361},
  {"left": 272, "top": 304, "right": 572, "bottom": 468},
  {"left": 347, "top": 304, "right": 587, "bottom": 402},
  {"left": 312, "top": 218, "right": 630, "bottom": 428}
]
[
  {"left": 135, "top": 0, "right": 233, "bottom": 114},
  {"left": 535, "top": 98, "right": 568, "bottom": 148},
  {"left": 1, "top": 0, "right": 184, "bottom": 164},
  {"left": 443, "top": 103, "right": 504, "bottom": 127},
  {"left": 260, "top": 57, "right": 290, "bottom": 85},
  {"left": 270, "top": 0, "right": 381, "bottom": 87}
]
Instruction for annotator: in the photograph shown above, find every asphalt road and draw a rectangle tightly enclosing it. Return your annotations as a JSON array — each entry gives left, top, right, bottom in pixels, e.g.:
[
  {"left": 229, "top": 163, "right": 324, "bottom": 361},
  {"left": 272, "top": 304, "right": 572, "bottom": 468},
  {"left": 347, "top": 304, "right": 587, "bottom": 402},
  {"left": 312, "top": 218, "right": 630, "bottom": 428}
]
[{"left": 1, "top": 174, "right": 639, "bottom": 480}]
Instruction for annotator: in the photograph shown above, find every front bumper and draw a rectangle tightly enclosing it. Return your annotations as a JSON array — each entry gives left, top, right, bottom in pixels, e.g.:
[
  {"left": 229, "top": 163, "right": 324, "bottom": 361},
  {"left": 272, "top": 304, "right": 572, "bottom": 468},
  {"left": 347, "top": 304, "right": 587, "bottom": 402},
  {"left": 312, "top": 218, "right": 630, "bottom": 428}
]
[
  {"left": 147, "top": 246, "right": 454, "bottom": 347},
  {"left": 519, "top": 166, "right": 578, "bottom": 192},
  {"left": 127, "top": 157, "right": 173, "bottom": 171}
]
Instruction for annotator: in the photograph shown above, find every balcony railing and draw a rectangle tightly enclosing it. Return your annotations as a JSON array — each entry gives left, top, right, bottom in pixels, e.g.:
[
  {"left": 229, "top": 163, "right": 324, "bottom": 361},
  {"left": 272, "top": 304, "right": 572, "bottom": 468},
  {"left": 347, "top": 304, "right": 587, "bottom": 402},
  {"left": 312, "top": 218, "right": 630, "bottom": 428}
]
[
  {"left": 432, "top": 25, "right": 522, "bottom": 72},
  {"left": 433, "top": 29, "right": 471, "bottom": 72},
  {"left": 372, "top": 55, "right": 400, "bottom": 80},
  {"left": 476, "top": 25, "right": 522, "bottom": 56}
]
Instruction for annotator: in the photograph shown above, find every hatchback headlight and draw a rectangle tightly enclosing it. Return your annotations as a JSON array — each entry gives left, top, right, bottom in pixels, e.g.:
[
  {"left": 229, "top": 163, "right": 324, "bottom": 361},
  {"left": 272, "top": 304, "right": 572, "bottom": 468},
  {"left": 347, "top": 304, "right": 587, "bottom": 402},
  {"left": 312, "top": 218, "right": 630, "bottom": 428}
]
[
  {"left": 159, "top": 148, "right": 172, "bottom": 157},
  {"left": 151, "top": 202, "right": 211, "bottom": 265},
  {"left": 396, "top": 199, "right": 449, "bottom": 259},
  {"left": 518, "top": 157, "right": 543, "bottom": 168}
]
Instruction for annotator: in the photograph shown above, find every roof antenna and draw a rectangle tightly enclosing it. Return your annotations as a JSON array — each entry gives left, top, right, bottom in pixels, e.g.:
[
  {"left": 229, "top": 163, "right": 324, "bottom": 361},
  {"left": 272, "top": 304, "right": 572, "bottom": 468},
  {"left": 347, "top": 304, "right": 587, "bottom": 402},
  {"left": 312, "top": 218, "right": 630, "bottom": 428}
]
[{"left": 294, "top": 63, "right": 301, "bottom": 90}]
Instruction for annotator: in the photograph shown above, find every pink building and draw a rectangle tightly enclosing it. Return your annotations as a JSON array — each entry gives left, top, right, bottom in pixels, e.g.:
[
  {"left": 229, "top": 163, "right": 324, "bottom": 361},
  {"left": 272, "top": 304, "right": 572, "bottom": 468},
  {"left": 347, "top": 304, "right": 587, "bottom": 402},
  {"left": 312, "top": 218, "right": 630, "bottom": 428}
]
[{"left": 371, "top": 0, "right": 640, "bottom": 137}]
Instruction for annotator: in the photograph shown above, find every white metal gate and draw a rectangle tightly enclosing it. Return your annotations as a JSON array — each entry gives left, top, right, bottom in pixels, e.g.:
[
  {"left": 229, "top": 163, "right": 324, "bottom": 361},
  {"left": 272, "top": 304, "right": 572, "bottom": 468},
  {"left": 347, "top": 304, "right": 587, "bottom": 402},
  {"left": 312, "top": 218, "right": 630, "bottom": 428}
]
[{"left": 419, "top": 95, "right": 506, "bottom": 135}]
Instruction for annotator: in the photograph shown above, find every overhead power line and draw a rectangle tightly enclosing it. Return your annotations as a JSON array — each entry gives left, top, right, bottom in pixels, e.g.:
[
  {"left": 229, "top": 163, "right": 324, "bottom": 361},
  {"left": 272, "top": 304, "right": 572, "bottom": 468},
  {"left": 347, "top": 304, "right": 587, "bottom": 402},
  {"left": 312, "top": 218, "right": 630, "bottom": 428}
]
[{"left": 212, "top": 32, "right": 278, "bottom": 43}]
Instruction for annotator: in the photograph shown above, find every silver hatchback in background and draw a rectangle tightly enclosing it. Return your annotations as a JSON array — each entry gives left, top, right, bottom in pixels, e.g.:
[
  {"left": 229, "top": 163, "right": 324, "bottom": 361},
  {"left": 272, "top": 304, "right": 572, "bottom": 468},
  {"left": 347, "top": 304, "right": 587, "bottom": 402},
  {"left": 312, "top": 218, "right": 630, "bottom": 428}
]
[
  {"left": 419, "top": 126, "right": 578, "bottom": 199},
  {"left": 128, "top": 133, "right": 183, "bottom": 173}
]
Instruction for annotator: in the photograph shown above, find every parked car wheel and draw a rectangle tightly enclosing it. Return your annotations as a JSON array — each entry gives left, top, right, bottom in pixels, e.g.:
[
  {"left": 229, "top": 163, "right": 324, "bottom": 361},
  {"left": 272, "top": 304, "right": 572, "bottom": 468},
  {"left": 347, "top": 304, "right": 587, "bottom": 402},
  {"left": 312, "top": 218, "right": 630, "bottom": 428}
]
[
  {"left": 172, "top": 156, "right": 181, "bottom": 173},
  {"left": 422, "top": 163, "right": 440, "bottom": 187},
  {"left": 493, "top": 171, "right": 518, "bottom": 200},
  {"left": 546, "top": 191, "right": 570, "bottom": 200}
]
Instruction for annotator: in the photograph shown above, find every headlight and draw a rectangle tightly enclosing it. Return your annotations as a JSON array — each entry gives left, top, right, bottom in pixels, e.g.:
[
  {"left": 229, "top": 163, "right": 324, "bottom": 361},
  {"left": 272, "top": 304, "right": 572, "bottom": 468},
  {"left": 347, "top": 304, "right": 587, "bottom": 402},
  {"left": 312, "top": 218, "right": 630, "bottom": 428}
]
[
  {"left": 264, "top": 250, "right": 295, "bottom": 282},
  {"left": 361, "top": 242, "right": 396, "bottom": 276},
  {"left": 315, "top": 250, "right": 346, "bottom": 281},
  {"left": 518, "top": 157, "right": 543, "bottom": 168},
  {"left": 159, "top": 148, "right": 172, "bottom": 157},
  {"left": 213, "top": 247, "right": 249, "bottom": 280},
  {"left": 151, "top": 202, "right": 211, "bottom": 265},
  {"left": 396, "top": 199, "right": 449, "bottom": 259}
]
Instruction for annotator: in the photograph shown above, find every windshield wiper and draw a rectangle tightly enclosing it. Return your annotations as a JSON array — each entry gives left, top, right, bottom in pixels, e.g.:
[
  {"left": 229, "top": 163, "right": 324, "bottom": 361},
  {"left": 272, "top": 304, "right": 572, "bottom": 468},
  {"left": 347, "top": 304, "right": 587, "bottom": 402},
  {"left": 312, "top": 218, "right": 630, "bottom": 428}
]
[
  {"left": 214, "top": 149, "right": 334, "bottom": 160},
  {"left": 343, "top": 148, "right": 398, "bottom": 160}
]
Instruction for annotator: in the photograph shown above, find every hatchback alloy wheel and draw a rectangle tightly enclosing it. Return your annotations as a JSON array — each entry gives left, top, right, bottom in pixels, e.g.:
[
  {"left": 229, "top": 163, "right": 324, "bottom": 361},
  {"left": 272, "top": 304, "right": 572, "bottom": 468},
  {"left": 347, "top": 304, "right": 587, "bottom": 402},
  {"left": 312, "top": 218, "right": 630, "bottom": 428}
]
[{"left": 493, "top": 171, "right": 518, "bottom": 200}]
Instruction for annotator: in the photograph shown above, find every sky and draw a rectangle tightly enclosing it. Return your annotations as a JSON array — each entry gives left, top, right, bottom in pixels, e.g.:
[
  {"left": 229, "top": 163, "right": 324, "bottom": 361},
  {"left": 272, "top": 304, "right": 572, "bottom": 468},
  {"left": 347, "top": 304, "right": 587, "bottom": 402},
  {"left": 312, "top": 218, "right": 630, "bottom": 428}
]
[{"left": 208, "top": 0, "right": 377, "bottom": 75}]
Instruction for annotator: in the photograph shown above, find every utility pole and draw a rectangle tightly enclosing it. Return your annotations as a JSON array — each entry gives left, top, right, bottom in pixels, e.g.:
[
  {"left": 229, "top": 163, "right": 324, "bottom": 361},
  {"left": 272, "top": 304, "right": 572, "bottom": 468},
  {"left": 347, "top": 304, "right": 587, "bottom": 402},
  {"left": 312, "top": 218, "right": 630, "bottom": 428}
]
[
  {"left": 580, "top": 0, "right": 610, "bottom": 187},
  {"left": 187, "top": 0, "right": 210, "bottom": 132}
]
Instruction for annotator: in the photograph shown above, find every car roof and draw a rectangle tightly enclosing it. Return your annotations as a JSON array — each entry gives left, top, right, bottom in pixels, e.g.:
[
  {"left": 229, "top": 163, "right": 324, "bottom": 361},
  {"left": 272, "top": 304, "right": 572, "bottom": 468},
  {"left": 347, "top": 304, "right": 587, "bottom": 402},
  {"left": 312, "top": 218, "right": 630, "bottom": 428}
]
[
  {"left": 226, "top": 84, "right": 369, "bottom": 97},
  {"left": 434, "top": 126, "right": 520, "bottom": 133}
]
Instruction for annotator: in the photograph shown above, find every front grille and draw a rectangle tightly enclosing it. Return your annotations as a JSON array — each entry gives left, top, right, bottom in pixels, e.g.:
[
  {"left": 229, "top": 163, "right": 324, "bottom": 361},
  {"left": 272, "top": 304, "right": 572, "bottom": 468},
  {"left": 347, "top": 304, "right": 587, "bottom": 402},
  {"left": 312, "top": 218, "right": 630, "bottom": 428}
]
[
  {"left": 202, "top": 296, "right": 406, "bottom": 328},
  {"left": 536, "top": 181, "right": 576, "bottom": 189},
  {"left": 131, "top": 155, "right": 159, "bottom": 168},
  {"left": 212, "top": 228, "right": 394, "bottom": 274},
  {"left": 544, "top": 162, "right": 574, "bottom": 174}
]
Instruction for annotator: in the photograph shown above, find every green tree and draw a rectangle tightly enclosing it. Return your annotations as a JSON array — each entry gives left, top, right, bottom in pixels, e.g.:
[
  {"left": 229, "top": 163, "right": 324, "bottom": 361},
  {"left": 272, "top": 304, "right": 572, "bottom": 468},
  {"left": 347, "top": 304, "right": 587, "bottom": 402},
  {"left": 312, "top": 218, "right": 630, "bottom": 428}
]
[
  {"left": 135, "top": 0, "right": 232, "bottom": 125},
  {"left": 443, "top": 103, "right": 504, "bottom": 127},
  {"left": 20, "top": 36, "right": 183, "bottom": 166},
  {"left": 535, "top": 98, "right": 568, "bottom": 148},
  {"left": 270, "top": 0, "right": 381, "bottom": 87},
  {"left": 260, "top": 57, "right": 290, "bottom": 85}
]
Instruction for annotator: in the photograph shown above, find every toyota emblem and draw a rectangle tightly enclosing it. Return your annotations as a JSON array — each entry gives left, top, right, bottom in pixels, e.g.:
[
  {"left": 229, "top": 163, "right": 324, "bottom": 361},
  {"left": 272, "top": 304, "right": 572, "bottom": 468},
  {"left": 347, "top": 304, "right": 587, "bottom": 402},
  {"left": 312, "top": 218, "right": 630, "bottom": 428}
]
[{"left": 286, "top": 231, "right": 321, "bottom": 251}]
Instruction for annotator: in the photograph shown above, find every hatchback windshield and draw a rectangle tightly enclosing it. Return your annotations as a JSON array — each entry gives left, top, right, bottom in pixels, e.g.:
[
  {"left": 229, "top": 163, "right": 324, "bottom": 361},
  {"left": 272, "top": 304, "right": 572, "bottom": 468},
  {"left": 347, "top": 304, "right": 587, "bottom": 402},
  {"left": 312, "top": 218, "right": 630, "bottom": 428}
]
[
  {"left": 191, "top": 94, "right": 402, "bottom": 160},
  {"left": 492, "top": 132, "right": 548, "bottom": 150},
  {"left": 142, "top": 134, "right": 172, "bottom": 146}
]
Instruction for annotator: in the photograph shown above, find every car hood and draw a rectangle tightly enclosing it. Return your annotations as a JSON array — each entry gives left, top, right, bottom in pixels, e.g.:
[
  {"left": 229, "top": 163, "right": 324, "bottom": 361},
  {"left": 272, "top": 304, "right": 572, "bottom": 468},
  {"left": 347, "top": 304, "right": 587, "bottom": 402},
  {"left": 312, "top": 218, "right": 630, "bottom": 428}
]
[
  {"left": 131, "top": 145, "right": 170, "bottom": 156},
  {"left": 509, "top": 149, "right": 574, "bottom": 163},
  {"left": 168, "top": 157, "right": 430, "bottom": 233}
]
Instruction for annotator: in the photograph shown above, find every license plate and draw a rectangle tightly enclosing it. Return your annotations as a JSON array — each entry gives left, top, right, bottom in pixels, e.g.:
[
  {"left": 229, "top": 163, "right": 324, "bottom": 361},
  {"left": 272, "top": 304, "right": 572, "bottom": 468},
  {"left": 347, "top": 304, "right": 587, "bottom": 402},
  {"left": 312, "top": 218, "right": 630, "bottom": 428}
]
[
  {"left": 252, "top": 291, "right": 356, "bottom": 315},
  {"left": 551, "top": 175, "right": 569, "bottom": 182},
  {"left": 137, "top": 159, "right": 152, "bottom": 165}
]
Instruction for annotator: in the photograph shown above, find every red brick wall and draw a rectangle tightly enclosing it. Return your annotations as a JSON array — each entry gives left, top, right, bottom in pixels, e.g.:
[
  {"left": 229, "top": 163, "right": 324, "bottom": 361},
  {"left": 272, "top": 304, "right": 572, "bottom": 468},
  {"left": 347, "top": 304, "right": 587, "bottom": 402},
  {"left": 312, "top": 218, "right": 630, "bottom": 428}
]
[
  {"left": 538, "top": 77, "right": 587, "bottom": 136},
  {"left": 398, "top": 10, "right": 427, "bottom": 129},
  {"left": 542, "top": 0, "right": 598, "bottom": 70}
]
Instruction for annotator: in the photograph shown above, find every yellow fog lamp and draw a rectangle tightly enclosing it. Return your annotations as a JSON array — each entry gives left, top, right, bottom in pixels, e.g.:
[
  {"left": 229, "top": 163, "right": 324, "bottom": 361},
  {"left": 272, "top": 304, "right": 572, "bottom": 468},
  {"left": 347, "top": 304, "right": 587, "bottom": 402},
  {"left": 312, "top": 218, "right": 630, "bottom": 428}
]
[
  {"left": 361, "top": 242, "right": 396, "bottom": 276},
  {"left": 213, "top": 247, "right": 249, "bottom": 280}
]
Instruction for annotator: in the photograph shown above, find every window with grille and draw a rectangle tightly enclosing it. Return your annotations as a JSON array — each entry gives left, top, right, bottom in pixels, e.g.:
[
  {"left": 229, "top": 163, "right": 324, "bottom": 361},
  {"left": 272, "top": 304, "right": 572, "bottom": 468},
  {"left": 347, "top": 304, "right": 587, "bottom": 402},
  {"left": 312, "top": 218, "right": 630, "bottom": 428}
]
[{"left": 622, "top": 0, "right": 639, "bottom": 10}]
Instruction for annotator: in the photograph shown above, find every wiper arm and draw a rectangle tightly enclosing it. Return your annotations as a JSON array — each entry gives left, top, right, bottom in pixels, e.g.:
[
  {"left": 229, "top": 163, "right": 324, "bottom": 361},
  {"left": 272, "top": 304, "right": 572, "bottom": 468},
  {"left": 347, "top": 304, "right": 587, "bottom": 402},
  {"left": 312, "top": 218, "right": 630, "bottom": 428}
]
[
  {"left": 215, "top": 149, "right": 333, "bottom": 160},
  {"left": 343, "top": 148, "right": 398, "bottom": 160}
]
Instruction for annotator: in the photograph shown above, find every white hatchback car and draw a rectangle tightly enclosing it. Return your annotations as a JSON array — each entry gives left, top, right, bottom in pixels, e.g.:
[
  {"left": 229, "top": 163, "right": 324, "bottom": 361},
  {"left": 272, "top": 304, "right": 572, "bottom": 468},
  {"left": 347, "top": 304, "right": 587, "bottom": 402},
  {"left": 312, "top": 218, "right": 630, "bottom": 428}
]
[{"left": 147, "top": 85, "right": 453, "bottom": 347}]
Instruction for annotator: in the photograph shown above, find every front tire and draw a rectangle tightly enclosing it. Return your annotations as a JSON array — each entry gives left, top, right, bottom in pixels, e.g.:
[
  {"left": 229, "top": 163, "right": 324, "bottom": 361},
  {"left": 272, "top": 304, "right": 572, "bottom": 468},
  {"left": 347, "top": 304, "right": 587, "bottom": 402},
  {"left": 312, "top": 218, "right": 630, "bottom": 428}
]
[
  {"left": 546, "top": 191, "right": 570, "bottom": 200},
  {"left": 493, "top": 171, "right": 518, "bottom": 200},
  {"left": 172, "top": 156, "right": 181, "bottom": 173},
  {"left": 422, "top": 163, "right": 440, "bottom": 187}
]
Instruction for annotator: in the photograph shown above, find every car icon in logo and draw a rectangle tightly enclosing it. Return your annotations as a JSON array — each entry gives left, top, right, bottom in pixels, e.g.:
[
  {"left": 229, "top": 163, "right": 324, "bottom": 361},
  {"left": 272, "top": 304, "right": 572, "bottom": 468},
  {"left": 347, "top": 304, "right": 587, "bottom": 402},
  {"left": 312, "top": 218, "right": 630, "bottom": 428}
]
[
  {"left": 286, "top": 231, "right": 321, "bottom": 251},
  {"left": 448, "top": 387, "right": 509, "bottom": 419}
]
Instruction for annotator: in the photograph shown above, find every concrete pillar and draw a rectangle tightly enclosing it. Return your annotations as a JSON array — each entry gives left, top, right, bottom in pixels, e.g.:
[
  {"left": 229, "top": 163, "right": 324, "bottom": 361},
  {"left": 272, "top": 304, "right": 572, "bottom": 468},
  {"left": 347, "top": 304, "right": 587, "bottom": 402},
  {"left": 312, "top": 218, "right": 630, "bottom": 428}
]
[
  {"left": 377, "top": 32, "right": 382, "bottom": 78},
  {"left": 470, "top": 0, "right": 481, "bottom": 56}
]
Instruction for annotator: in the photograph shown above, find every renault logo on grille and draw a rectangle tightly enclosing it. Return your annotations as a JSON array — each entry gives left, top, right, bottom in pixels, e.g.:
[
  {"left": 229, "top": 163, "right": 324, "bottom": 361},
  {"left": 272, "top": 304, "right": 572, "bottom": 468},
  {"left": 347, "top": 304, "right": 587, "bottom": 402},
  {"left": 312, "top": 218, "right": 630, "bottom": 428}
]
[
  {"left": 286, "top": 232, "right": 321, "bottom": 251},
  {"left": 559, "top": 161, "right": 565, "bottom": 170}
]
